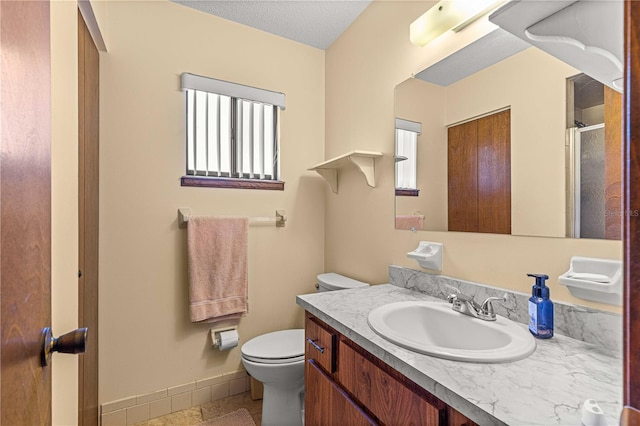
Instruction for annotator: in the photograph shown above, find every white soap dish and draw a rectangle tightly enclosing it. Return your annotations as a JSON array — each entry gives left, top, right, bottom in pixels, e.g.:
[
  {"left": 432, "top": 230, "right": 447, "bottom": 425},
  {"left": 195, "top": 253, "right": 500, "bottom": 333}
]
[
  {"left": 407, "top": 241, "right": 443, "bottom": 271},
  {"left": 558, "top": 256, "right": 622, "bottom": 306}
]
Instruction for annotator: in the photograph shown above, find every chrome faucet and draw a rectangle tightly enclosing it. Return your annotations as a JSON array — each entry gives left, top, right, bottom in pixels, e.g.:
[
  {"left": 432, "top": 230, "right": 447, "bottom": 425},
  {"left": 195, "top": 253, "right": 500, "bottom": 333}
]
[{"left": 446, "top": 292, "right": 507, "bottom": 321}]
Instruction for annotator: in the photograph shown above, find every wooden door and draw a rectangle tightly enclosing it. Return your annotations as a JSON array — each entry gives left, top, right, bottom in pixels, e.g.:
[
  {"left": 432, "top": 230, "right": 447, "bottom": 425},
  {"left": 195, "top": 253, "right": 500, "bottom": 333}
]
[
  {"left": 448, "top": 110, "right": 511, "bottom": 234},
  {"left": 623, "top": 1, "right": 640, "bottom": 423},
  {"left": 477, "top": 110, "right": 511, "bottom": 234},
  {"left": 604, "top": 85, "right": 622, "bottom": 240},
  {"left": 78, "top": 9, "right": 100, "bottom": 426},
  {"left": 448, "top": 120, "right": 478, "bottom": 232},
  {"left": 0, "top": 0, "right": 53, "bottom": 424}
]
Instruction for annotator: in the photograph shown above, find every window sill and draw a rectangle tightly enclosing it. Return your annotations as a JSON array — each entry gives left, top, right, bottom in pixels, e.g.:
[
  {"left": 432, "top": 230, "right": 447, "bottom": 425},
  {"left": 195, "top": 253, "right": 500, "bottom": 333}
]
[
  {"left": 181, "top": 176, "right": 285, "bottom": 190},
  {"left": 395, "top": 188, "right": 420, "bottom": 197}
]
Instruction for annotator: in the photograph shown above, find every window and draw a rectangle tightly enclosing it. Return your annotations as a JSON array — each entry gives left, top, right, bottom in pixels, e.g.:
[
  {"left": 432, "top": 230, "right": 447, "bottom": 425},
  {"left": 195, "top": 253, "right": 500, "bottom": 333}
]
[
  {"left": 395, "top": 118, "right": 421, "bottom": 196},
  {"left": 180, "top": 73, "right": 286, "bottom": 190}
]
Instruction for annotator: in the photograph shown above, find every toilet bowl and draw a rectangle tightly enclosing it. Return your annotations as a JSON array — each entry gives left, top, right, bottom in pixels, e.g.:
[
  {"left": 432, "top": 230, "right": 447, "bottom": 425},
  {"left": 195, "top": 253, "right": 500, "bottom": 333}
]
[
  {"left": 241, "top": 329, "right": 305, "bottom": 426},
  {"left": 240, "top": 274, "right": 369, "bottom": 426}
]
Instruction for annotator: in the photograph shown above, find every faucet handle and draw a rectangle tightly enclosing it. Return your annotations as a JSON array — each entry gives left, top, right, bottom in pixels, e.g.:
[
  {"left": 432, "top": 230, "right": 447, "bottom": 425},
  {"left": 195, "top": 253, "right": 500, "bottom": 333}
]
[
  {"left": 456, "top": 292, "right": 475, "bottom": 303},
  {"left": 444, "top": 284, "right": 460, "bottom": 295},
  {"left": 447, "top": 292, "right": 474, "bottom": 304},
  {"left": 480, "top": 295, "right": 507, "bottom": 316}
]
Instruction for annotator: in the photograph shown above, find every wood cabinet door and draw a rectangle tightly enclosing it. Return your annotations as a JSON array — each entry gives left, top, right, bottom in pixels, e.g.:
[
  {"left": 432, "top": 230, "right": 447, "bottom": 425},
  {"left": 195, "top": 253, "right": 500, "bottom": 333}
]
[
  {"left": 447, "top": 408, "right": 478, "bottom": 426},
  {"left": 337, "top": 340, "right": 447, "bottom": 425},
  {"left": 305, "top": 359, "right": 376, "bottom": 426}
]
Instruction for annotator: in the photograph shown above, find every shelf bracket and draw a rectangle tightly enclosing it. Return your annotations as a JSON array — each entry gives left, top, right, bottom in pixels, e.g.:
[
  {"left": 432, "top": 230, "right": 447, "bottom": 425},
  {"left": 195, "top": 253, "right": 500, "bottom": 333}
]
[
  {"left": 308, "top": 150, "right": 382, "bottom": 194},
  {"left": 314, "top": 168, "right": 338, "bottom": 194},
  {"left": 348, "top": 155, "right": 377, "bottom": 187}
]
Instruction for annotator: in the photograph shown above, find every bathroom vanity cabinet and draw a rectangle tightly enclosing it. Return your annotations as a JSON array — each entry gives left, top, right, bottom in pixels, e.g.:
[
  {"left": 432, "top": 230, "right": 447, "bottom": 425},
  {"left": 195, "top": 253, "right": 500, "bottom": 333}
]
[{"left": 304, "top": 313, "right": 477, "bottom": 426}]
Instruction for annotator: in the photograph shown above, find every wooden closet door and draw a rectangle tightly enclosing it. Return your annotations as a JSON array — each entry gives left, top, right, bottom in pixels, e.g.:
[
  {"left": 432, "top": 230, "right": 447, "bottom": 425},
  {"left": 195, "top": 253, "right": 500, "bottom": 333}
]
[
  {"left": 448, "top": 120, "right": 478, "bottom": 232},
  {"left": 477, "top": 109, "right": 511, "bottom": 234},
  {"left": 447, "top": 110, "right": 511, "bottom": 234}
]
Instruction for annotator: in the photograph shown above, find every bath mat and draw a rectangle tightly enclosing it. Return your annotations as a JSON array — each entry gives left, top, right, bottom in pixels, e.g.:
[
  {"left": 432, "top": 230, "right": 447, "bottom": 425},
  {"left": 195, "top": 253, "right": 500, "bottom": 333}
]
[{"left": 197, "top": 408, "right": 256, "bottom": 426}]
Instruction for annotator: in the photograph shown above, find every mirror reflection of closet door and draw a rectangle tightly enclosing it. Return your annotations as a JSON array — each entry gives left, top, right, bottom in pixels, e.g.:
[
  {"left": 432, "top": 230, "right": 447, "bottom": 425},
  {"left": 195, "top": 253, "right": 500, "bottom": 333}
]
[{"left": 448, "top": 109, "right": 511, "bottom": 234}]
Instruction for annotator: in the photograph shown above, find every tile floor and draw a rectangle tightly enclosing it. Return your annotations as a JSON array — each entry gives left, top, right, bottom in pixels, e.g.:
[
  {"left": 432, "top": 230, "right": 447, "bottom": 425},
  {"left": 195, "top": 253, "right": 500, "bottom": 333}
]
[{"left": 133, "top": 392, "right": 262, "bottom": 426}]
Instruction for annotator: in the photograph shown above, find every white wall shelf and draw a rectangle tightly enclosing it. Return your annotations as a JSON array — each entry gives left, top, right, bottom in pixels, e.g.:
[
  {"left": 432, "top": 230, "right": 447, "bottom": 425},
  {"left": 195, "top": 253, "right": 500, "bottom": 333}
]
[
  {"left": 490, "top": 0, "right": 623, "bottom": 92},
  {"left": 308, "top": 150, "right": 383, "bottom": 194}
]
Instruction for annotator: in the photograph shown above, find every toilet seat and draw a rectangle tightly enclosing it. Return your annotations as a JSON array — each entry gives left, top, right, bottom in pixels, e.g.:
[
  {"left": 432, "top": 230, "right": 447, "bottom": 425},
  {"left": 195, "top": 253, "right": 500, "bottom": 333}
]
[{"left": 241, "top": 329, "right": 305, "bottom": 365}]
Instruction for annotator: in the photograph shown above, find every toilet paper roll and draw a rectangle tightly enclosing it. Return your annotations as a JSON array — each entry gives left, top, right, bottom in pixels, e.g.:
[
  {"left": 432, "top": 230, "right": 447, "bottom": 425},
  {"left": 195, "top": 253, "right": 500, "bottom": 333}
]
[{"left": 217, "top": 329, "right": 239, "bottom": 351}]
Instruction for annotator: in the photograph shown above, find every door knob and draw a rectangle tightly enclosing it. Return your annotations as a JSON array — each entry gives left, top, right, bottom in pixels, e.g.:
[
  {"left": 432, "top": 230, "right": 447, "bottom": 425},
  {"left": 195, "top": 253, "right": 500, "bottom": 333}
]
[{"left": 41, "top": 327, "right": 88, "bottom": 367}]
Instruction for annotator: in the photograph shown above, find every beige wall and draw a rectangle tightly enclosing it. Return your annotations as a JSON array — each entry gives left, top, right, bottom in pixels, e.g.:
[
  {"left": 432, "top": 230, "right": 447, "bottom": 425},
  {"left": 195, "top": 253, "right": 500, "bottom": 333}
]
[
  {"left": 325, "top": 2, "right": 621, "bottom": 311},
  {"left": 99, "top": 1, "right": 325, "bottom": 403},
  {"left": 395, "top": 78, "right": 447, "bottom": 230},
  {"left": 580, "top": 104, "right": 605, "bottom": 125},
  {"left": 51, "top": 1, "right": 79, "bottom": 424}
]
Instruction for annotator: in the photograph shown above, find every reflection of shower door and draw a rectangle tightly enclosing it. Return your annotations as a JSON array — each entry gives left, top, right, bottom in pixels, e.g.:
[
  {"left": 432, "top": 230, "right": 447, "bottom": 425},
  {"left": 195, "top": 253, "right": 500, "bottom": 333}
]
[{"left": 567, "top": 124, "right": 605, "bottom": 238}]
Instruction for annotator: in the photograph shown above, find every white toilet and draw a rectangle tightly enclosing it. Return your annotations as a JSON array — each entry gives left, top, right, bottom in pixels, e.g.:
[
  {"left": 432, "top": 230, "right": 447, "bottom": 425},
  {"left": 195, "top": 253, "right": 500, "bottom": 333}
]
[
  {"left": 316, "top": 272, "right": 370, "bottom": 292},
  {"left": 240, "top": 273, "right": 369, "bottom": 426}
]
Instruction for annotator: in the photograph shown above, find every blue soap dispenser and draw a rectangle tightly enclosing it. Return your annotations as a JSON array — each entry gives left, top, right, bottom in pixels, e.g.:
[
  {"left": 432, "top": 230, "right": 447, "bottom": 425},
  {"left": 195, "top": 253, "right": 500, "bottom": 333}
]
[{"left": 527, "top": 273, "right": 554, "bottom": 339}]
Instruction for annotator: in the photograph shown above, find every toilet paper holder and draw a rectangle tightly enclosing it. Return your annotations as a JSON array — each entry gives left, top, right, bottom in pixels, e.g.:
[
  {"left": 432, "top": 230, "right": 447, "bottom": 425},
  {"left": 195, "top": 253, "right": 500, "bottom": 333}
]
[{"left": 210, "top": 327, "right": 239, "bottom": 350}]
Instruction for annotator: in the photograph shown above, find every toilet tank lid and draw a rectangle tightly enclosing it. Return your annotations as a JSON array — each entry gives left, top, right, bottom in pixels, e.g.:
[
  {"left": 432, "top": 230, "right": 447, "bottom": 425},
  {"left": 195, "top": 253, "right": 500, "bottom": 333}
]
[{"left": 317, "top": 273, "right": 370, "bottom": 290}]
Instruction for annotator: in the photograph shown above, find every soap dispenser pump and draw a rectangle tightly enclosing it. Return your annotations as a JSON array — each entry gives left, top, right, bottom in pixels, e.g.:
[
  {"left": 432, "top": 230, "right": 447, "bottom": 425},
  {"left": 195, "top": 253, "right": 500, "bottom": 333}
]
[{"left": 527, "top": 273, "right": 554, "bottom": 339}]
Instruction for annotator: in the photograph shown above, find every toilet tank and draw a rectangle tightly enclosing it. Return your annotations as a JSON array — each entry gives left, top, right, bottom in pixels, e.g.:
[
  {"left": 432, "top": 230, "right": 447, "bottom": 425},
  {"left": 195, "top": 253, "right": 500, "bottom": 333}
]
[{"left": 317, "top": 273, "right": 370, "bottom": 292}]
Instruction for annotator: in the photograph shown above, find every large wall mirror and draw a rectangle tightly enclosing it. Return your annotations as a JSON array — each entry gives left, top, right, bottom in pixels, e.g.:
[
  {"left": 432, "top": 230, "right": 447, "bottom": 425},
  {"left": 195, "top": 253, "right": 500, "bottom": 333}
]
[{"left": 394, "top": 30, "right": 623, "bottom": 239}]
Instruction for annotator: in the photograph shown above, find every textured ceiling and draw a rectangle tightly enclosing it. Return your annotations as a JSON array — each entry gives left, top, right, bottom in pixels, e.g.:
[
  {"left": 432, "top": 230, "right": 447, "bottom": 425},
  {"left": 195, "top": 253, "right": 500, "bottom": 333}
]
[{"left": 171, "top": 0, "right": 372, "bottom": 50}]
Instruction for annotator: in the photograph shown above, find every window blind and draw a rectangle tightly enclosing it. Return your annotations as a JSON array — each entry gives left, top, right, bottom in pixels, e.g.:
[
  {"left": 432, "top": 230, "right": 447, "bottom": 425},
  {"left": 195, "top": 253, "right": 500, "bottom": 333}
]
[
  {"left": 181, "top": 73, "right": 285, "bottom": 110},
  {"left": 181, "top": 73, "right": 285, "bottom": 180},
  {"left": 395, "top": 118, "right": 421, "bottom": 190},
  {"left": 395, "top": 129, "right": 418, "bottom": 189},
  {"left": 395, "top": 118, "right": 422, "bottom": 134}
]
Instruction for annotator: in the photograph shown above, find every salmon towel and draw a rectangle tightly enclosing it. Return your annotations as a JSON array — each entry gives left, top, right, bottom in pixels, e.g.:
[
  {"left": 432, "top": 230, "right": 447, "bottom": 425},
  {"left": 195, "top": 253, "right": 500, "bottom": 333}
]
[
  {"left": 187, "top": 216, "right": 249, "bottom": 323},
  {"left": 395, "top": 215, "right": 424, "bottom": 231}
]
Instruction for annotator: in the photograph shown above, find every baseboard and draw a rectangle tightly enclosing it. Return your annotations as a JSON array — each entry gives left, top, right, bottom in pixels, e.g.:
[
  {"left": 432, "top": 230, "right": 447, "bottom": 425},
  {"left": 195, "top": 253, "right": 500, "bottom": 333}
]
[{"left": 100, "top": 370, "right": 250, "bottom": 426}]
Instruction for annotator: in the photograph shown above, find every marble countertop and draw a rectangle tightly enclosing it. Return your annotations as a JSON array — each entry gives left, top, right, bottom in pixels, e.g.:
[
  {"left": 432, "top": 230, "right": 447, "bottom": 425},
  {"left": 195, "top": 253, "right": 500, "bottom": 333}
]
[{"left": 296, "top": 284, "right": 622, "bottom": 426}]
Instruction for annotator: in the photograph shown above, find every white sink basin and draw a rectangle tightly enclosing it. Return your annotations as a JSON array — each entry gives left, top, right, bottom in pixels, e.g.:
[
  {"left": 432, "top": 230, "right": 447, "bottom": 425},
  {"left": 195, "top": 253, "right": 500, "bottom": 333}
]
[{"left": 367, "top": 301, "right": 536, "bottom": 363}]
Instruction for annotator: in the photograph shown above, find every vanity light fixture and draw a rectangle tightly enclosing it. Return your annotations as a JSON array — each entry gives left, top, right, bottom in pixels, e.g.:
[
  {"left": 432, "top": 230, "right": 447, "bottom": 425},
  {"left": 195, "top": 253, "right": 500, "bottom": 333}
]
[{"left": 410, "top": 0, "right": 506, "bottom": 47}]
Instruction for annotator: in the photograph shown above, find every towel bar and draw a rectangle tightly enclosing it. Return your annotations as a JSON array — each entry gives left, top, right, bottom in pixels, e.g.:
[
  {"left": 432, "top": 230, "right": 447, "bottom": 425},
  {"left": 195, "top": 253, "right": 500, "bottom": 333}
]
[{"left": 178, "top": 208, "right": 286, "bottom": 228}]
